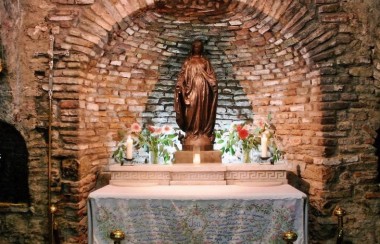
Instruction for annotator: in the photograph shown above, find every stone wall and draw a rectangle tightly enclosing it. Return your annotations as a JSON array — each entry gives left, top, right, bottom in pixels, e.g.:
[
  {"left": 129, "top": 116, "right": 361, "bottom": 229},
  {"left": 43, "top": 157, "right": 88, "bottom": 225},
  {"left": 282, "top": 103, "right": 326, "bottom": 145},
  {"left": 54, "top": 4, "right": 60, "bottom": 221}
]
[
  {"left": 0, "top": 0, "right": 50, "bottom": 243},
  {"left": 0, "top": 0, "right": 379, "bottom": 243},
  {"left": 306, "top": 0, "right": 380, "bottom": 242}
]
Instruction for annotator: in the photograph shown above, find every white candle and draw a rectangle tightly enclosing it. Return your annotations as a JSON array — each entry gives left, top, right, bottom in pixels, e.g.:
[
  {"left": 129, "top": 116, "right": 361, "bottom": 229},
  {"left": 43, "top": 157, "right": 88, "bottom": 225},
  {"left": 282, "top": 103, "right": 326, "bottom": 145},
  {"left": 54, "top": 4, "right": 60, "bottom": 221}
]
[
  {"left": 193, "top": 153, "right": 201, "bottom": 164},
  {"left": 261, "top": 132, "right": 268, "bottom": 158},
  {"left": 126, "top": 135, "right": 133, "bottom": 160}
]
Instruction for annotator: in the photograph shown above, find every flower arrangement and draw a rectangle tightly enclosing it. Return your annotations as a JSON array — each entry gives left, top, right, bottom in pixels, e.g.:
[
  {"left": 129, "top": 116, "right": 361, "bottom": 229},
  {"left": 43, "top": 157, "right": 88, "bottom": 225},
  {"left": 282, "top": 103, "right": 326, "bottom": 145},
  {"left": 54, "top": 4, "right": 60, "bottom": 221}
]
[
  {"left": 112, "top": 122, "right": 178, "bottom": 164},
  {"left": 216, "top": 114, "right": 283, "bottom": 163},
  {"left": 216, "top": 122, "right": 259, "bottom": 163},
  {"left": 112, "top": 115, "right": 282, "bottom": 164},
  {"left": 137, "top": 124, "right": 178, "bottom": 164},
  {"left": 216, "top": 123, "right": 257, "bottom": 162}
]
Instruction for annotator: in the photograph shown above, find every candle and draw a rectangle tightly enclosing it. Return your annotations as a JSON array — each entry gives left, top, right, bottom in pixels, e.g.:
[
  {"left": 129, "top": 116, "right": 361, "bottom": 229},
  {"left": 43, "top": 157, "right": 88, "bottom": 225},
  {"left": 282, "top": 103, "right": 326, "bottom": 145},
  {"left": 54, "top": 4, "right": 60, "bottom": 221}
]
[
  {"left": 126, "top": 135, "right": 133, "bottom": 160},
  {"left": 261, "top": 132, "right": 268, "bottom": 158},
  {"left": 193, "top": 153, "right": 201, "bottom": 165}
]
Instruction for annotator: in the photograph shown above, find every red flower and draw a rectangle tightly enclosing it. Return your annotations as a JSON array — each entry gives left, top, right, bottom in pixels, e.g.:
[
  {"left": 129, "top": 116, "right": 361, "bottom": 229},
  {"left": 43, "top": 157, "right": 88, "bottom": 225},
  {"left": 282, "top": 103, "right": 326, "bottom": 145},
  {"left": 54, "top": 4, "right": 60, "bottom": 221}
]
[
  {"left": 236, "top": 124, "right": 242, "bottom": 132},
  {"left": 238, "top": 128, "right": 249, "bottom": 140},
  {"left": 147, "top": 125, "right": 155, "bottom": 133}
]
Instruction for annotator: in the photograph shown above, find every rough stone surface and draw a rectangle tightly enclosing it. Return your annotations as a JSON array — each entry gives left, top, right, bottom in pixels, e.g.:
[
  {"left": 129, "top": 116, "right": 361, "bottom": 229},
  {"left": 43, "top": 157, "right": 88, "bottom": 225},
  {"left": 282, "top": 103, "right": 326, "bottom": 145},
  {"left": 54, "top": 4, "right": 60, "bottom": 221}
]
[{"left": 0, "top": 0, "right": 379, "bottom": 243}]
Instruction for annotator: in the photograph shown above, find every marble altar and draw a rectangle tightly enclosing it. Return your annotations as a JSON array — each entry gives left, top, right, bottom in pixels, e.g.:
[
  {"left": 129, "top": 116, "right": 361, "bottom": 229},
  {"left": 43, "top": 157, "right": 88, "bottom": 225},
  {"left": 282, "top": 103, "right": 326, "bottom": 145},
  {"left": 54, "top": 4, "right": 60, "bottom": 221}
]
[{"left": 88, "top": 184, "right": 307, "bottom": 244}]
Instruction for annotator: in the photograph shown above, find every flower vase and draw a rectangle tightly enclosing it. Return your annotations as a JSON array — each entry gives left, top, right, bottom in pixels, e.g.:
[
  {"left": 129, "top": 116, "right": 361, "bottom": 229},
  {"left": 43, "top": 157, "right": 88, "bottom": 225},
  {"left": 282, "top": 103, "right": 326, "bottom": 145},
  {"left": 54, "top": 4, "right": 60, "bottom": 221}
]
[
  {"left": 149, "top": 150, "right": 159, "bottom": 164},
  {"left": 243, "top": 148, "right": 251, "bottom": 164}
]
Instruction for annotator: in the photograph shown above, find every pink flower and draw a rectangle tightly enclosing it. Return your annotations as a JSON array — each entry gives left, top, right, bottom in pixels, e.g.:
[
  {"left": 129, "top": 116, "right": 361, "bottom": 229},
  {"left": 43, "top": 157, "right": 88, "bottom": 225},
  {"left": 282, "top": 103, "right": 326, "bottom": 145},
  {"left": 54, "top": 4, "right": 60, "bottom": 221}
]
[
  {"left": 130, "top": 122, "right": 142, "bottom": 133},
  {"left": 153, "top": 127, "right": 162, "bottom": 135},
  {"left": 162, "top": 125, "right": 172, "bottom": 134},
  {"left": 236, "top": 124, "right": 242, "bottom": 132},
  {"left": 259, "top": 120, "right": 264, "bottom": 128},
  {"left": 238, "top": 128, "right": 249, "bottom": 140}
]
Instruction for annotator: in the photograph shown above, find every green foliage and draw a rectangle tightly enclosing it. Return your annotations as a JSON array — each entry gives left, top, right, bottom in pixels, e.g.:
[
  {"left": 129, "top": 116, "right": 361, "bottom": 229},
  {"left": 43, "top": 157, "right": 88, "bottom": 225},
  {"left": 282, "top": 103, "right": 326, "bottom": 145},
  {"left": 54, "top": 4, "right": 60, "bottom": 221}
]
[
  {"left": 216, "top": 123, "right": 260, "bottom": 156},
  {"left": 137, "top": 126, "right": 178, "bottom": 164},
  {"left": 112, "top": 123, "right": 179, "bottom": 164},
  {"left": 112, "top": 140, "right": 126, "bottom": 164},
  {"left": 270, "top": 143, "right": 283, "bottom": 163}
]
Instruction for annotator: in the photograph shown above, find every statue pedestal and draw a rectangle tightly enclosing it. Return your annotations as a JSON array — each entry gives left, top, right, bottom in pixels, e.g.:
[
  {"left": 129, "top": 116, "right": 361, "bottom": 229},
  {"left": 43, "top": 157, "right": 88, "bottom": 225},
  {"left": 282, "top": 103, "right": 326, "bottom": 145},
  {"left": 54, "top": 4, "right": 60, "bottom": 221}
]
[{"left": 173, "top": 150, "right": 222, "bottom": 164}]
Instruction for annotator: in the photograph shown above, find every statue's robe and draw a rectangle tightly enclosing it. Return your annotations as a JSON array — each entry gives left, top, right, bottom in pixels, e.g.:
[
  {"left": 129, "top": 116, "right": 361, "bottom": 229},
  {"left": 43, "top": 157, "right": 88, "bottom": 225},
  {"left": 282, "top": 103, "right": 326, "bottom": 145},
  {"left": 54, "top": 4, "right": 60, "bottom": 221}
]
[{"left": 175, "top": 55, "right": 218, "bottom": 146}]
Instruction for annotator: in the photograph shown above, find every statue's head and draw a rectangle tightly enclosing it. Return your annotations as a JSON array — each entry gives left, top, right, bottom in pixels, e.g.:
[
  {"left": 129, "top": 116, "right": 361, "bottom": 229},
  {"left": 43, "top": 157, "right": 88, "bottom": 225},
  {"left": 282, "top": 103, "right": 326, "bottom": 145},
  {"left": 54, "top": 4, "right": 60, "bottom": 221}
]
[{"left": 191, "top": 40, "right": 204, "bottom": 55}]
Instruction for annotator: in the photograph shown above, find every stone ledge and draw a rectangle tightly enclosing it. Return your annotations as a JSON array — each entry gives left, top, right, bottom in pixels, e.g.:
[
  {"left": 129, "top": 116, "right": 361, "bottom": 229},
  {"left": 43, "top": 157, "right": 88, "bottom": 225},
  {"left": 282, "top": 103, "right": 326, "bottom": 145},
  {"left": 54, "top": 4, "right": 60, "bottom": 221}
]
[
  {"left": 0, "top": 203, "right": 30, "bottom": 213},
  {"left": 108, "top": 163, "right": 289, "bottom": 186}
]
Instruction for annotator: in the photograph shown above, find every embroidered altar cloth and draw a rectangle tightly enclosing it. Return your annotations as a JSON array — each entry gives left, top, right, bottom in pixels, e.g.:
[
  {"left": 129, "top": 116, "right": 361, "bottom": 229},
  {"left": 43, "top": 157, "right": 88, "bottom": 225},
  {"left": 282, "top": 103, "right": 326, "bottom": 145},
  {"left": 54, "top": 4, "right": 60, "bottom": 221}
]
[{"left": 88, "top": 184, "right": 307, "bottom": 243}]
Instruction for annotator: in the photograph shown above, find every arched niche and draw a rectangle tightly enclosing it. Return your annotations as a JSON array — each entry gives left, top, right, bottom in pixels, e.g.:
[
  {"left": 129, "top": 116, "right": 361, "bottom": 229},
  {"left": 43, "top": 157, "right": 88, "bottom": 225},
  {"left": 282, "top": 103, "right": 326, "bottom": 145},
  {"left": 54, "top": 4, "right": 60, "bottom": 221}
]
[
  {"left": 52, "top": 0, "right": 338, "bottom": 165},
  {"left": 0, "top": 120, "right": 29, "bottom": 203}
]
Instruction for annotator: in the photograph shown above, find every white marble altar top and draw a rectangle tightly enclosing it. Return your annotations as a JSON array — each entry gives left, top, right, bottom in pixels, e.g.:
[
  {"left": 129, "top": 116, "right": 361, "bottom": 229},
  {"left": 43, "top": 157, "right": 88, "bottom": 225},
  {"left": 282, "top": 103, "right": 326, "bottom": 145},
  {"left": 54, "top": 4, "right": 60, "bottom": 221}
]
[
  {"left": 89, "top": 184, "right": 306, "bottom": 200},
  {"left": 108, "top": 162, "right": 290, "bottom": 172}
]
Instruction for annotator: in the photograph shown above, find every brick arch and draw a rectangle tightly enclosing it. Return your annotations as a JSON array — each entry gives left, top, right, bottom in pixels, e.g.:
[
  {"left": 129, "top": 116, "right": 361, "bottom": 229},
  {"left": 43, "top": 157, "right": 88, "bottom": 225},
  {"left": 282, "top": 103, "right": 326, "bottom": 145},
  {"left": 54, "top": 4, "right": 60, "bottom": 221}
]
[
  {"left": 49, "top": 2, "right": 353, "bottom": 160},
  {"left": 47, "top": 0, "right": 352, "bottom": 173},
  {"left": 56, "top": 0, "right": 333, "bottom": 108},
  {"left": 58, "top": 0, "right": 327, "bottom": 67},
  {"left": 54, "top": 0, "right": 342, "bottom": 155},
  {"left": 55, "top": 0, "right": 331, "bottom": 77}
]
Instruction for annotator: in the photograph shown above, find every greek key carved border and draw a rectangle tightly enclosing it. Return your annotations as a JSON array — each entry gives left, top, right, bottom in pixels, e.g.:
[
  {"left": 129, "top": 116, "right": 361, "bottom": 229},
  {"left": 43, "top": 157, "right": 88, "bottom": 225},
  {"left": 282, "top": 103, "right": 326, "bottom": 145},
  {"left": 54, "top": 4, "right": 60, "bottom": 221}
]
[
  {"left": 111, "top": 170, "right": 287, "bottom": 183},
  {"left": 112, "top": 171, "right": 170, "bottom": 180},
  {"left": 226, "top": 171, "right": 286, "bottom": 181},
  {"left": 171, "top": 172, "right": 225, "bottom": 181}
]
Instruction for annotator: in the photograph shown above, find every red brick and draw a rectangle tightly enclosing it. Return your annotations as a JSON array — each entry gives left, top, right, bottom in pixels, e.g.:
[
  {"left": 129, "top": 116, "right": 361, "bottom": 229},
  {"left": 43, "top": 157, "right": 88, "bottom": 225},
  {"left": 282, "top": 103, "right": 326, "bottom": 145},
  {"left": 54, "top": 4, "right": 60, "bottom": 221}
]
[
  {"left": 318, "top": 4, "right": 340, "bottom": 13},
  {"left": 320, "top": 13, "right": 350, "bottom": 23},
  {"left": 365, "top": 192, "right": 380, "bottom": 199}
]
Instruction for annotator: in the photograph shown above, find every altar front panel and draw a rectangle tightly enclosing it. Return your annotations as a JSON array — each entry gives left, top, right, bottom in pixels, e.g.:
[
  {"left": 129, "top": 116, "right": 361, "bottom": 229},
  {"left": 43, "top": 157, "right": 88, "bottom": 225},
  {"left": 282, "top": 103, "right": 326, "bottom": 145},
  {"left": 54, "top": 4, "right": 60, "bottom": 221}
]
[{"left": 88, "top": 185, "right": 307, "bottom": 244}]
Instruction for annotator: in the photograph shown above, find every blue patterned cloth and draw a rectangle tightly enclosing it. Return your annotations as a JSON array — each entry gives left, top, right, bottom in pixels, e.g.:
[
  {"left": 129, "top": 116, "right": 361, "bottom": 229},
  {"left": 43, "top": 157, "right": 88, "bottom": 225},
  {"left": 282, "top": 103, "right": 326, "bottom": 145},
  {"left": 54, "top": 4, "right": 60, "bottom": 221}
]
[{"left": 88, "top": 185, "right": 307, "bottom": 244}]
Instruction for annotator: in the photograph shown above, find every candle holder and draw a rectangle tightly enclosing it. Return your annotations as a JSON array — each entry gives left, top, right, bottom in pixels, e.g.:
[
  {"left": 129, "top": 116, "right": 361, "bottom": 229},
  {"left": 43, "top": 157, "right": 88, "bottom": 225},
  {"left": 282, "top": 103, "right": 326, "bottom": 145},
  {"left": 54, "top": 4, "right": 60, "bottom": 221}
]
[
  {"left": 260, "top": 156, "right": 270, "bottom": 160},
  {"left": 334, "top": 206, "right": 346, "bottom": 244},
  {"left": 110, "top": 229, "right": 125, "bottom": 244},
  {"left": 282, "top": 230, "right": 298, "bottom": 243},
  {"left": 121, "top": 158, "right": 134, "bottom": 166}
]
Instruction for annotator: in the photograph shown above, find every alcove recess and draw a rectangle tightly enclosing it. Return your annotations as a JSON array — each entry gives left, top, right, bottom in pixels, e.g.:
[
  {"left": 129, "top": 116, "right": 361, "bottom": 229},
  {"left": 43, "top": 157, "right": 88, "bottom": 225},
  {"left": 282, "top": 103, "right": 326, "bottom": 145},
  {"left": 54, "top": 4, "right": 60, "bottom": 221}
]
[{"left": 0, "top": 121, "right": 29, "bottom": 204}]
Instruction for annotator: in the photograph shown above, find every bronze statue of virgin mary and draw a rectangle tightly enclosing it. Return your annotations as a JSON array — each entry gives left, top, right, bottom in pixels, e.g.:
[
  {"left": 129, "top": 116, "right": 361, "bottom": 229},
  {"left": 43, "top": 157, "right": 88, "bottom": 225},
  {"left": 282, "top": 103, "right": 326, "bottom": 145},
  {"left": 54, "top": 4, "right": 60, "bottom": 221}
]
[{"left": 174, "top": 40, "right": 218, "bottom": 150}]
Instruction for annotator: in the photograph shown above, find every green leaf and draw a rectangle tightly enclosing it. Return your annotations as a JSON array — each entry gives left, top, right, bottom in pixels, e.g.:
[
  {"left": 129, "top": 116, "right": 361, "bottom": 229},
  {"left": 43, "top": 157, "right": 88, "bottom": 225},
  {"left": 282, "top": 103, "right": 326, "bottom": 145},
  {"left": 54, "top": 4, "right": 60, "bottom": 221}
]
[
  {"left": 167, "top": 134, "right": 177, "bottom": 139},
  {"left": 174, "top": 144, "right": 180, "bottom": 151}
]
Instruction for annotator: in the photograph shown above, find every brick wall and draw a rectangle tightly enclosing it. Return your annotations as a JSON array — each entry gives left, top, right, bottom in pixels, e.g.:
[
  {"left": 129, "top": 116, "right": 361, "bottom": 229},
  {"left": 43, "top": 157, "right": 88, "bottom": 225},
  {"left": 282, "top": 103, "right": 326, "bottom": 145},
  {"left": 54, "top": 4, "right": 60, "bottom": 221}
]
[{"left": 0, "top": 0, "right": 378, "bottom": 243}]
